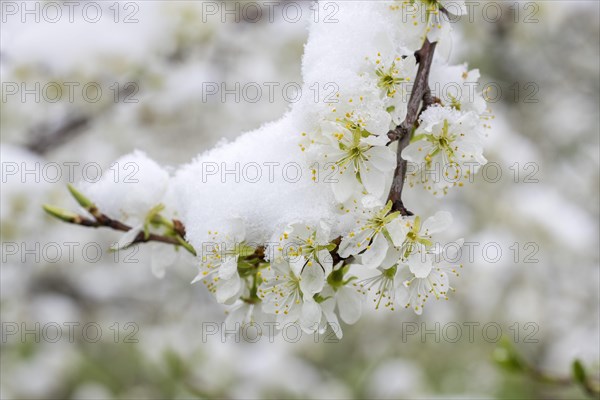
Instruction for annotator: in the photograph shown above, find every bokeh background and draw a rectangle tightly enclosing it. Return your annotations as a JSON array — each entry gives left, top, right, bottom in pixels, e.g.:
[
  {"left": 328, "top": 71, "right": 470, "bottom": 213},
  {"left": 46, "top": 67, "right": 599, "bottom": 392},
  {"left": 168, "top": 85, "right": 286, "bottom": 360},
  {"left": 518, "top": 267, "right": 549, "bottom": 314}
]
[{"left": 1, "top": 1, "right": 599, "bottom": 399}]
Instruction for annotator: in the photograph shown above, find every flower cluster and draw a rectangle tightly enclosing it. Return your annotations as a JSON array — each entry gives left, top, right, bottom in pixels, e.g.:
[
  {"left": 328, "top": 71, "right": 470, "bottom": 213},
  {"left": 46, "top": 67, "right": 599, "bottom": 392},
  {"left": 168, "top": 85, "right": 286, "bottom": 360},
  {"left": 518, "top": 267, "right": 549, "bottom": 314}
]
[{"left": 46, "top": 2, "right": 488, "bottom": 339}]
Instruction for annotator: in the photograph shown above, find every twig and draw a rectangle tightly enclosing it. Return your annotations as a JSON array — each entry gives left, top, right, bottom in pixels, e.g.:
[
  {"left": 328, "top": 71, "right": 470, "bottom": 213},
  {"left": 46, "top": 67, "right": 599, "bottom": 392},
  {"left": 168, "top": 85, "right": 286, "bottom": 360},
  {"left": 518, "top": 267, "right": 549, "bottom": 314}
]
[
  {"left": 387, "top": 39, "right": 438, "bottom": 216},
  {"left": 43, "top": 185, "right": 196, "bottom": 254},
  {"left": 25, "top": 83, "right": 137, "bottom": 155},
  {"left": 47, "top": 208, "right": 185, "bottom": 247}
]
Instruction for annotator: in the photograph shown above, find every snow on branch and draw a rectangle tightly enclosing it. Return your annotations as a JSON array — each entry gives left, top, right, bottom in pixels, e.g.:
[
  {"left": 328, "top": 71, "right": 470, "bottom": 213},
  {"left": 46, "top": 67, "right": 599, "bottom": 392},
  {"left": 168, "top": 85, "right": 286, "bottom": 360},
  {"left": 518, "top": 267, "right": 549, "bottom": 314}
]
[{"left": 44, "top": 1, "right": 491, "bottom": 338}]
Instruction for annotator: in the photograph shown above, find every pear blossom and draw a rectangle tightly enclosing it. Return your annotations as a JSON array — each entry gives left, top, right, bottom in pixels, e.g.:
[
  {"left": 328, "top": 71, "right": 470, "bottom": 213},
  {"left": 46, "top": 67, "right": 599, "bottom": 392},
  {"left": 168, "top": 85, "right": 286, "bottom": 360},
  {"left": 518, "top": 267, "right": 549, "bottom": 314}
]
[
  {"left": 404, "top": 0, "right": 467, "bottom": 43},
  {"left": 256, "top": 222, "right": 335, "bottom": 332},
  {"left": 316, "top": 263, "right": 364, "bottom": 338},
  {"left": 191, "top": 219, "right": 252, "bottom": 304},
  {"left": 392, "top": 223, "right": 464, "bottom": 314},
  {"left": 403, "top": 106, "right": 487, "bottom": 196},
  {"left": 275, "top": 221, "right": 335, "bottom": 275},
  {"left": 362, "top": 52, "right": 418, "bottom": 125},
  {"left": 257, "top": 258, "right": 325, "bottom": 333},
  {"left": 355, "top": 264, "right": 405, "bottom": 311},
  {"left": 304, "top": 100, "right": 397, "bottom": 203},
  {"left": 396, "top": 211, "right": 452, "bottom": 276},
  {"left": 397, "top": 242, "right": 463, "bottom": 314},
  {"left": 430, "top": 63, "right": 487, "bottom": 115},
  {"left": 338, "top": 201, "right": 409, "bottom": 268}
]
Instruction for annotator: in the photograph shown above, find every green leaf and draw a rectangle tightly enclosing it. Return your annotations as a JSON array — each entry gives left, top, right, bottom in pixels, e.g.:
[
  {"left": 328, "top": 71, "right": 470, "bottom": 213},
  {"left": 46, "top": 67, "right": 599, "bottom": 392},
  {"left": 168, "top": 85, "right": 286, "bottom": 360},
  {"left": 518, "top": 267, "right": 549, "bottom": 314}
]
[
  {"left": 67, "top": 184, "right": 94, "bottom": 209},
  {"left": 42, "top": 205, "right": 78, "bottom": 223},
  {"left": 493, "top": 338, "right": 525, "bottom": 373},
  {"left": 572, "top": 359, "right": 587, "bottom": 386}
]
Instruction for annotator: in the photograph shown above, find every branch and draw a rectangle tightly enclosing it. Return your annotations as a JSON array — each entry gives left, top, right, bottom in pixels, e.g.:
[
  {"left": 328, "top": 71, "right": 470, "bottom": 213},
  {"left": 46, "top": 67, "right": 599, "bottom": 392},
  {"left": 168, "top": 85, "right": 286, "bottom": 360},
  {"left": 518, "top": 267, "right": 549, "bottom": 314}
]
[
  {"left": 43, "top": 185, "right": 196, "bottom": 255},
  {"left": 495, "top": 340, "right": 600, "bottom": 398},
  {"left": 387, "top": 39, "right": 438, "bottom": 216},
  {"left": 44, "top": 204, "right": 188, "bottom": 247},
  {"left": 25, "top": 83, "right": 138, "bottom": 155}
]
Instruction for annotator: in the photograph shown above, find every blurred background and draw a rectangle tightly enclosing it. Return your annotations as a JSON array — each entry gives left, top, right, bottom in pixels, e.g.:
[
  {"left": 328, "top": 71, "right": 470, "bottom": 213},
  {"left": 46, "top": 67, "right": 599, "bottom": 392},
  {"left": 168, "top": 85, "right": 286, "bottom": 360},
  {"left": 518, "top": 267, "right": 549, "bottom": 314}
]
[{"left": 1, "top": 1, "right": 599, "bottom": 399}]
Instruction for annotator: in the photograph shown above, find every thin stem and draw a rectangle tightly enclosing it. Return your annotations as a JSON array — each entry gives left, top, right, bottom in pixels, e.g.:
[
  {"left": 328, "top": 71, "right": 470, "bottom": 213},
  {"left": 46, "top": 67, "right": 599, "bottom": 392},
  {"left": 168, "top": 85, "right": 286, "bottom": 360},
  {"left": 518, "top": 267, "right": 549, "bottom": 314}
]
[{"left": 49, "top": 209, "right": 193, "bottom": 250}]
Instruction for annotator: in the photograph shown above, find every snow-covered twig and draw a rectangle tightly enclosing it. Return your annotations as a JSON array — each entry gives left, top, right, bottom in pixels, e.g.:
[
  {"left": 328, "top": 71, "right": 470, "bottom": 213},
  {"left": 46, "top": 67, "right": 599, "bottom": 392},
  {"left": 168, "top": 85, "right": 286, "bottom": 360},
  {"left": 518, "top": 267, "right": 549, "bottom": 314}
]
[{"left": 43, "top": 185, "right": 196, "bottom": 255}]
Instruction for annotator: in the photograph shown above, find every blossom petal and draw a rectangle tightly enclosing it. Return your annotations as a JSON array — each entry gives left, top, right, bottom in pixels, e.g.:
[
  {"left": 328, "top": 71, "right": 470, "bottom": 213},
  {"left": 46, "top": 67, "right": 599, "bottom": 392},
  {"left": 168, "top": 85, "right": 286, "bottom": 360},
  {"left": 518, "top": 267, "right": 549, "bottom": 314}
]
[
  {"left": 422, "top": 211, "right": 453, "bottom": 235},
  {"left": 337, "top": 287, "right": 362, "bottom": 325},
  {"left": 216, "top": 272, "right": 241, "bottom": 303},
  {"left": 367, "top": 146, "right": 396, "bottom": 171},
  {"left": 111, "top": 224, "right": 143, "bottom": 250},
  {"left": 359, "top": 233, "right": 389, "bottom": 269},
  {"left": 408, "top": 253, "right": 433, "bottom": 278},
  {"left": 300, "top": 299, "right": 322, "bottom": 333},
  {"left": 339, "top": 229, "right": 371, "bottom": 258},
  {"left": 402, "top": 141, "right": 434, "bottom": 163},
  {"left": 360, "top": 163, "right": 385, "bottom": 198},
  {"left": 332, "top": 167, "right": 358, "bottom": 203},
  {"left": 218, "top": 257, "right": 238, "bottom": 280},
  {"left": 150, "top": 243, "right": 177, "bottom": 279},
  {"left": 300, "top": 264, "right": 326, "bottom": 295},
  {"left": 386, "top": 217, "right": 409, "bottom": 247}
]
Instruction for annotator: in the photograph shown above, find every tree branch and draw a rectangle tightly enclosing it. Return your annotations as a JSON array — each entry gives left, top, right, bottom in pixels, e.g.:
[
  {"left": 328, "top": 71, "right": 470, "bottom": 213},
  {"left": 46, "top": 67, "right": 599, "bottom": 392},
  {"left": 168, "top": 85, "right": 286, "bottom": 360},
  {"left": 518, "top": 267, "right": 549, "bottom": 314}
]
[
  {"left": 387, "top": 39, "right": 438, "bottom": 216},
  {"left": 64, "top": 211, "right": 186, "bottom": 247}
]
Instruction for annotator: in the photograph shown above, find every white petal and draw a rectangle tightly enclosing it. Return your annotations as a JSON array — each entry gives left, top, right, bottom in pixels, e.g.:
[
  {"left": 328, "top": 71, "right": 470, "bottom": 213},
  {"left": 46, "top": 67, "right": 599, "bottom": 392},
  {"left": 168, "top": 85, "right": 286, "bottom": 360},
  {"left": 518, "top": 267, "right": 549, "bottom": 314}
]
[
  {"left": 386, "top": 218, "right": 409, "bottom": 247},
  {"left": 150, "top": 243, "right": 177, "bottom": 279},
  {"left": 216, "top": 273, "right": 241, "bottom": 303},
  {"left": 367, "top": 146, "right": 397, "bottom": 171},
  {"left": 289, "top": 255, "right": 307, "bottom": 277},
  {"left": 337, "top": 287, "right": 362, "bottom": 325},
  {"left": 422, "top": 211, "right": 453, "bottom": 235},
  {"left": 339, "top": 229, "right": 371, "bottom": 258},
  {"left": 320, "top": 299, "right": 343, "bottom": 339},
  {"left": 361, "top": 195, "right": 384, "bottom": 209},
  {"left": 316, "top": 249, "right": 334, "bottom": 275},
  {"left": 300, "top": 264, "right": 326, "bottom": 295},
  {"left": 228, "top": 217, "right": 246, "bottom": 242},
  {"left": 300, "top": 299, "right": 322, "bottom": 333},
  {"left": 380, "top": 246, "right": 403, "bottom": 270},
  {"left": 218, "top": 257, "right": 238, "bottom": 280},
  {"left": 360, "top": 163, "right": 385, "bottom": 198},
  {"left": 365, "top": 111, "right": 392, "bottom": 136},
  {"left": 358, "top": 233, "right": 389, "bottom": 269},
  {"left": 111, "top": 224, "right": 143, "bottom": 250},
  {"left": 442, "top": 0, "right": 467, "bottom": 15},
  {"left": 332, "top": 168, "right": 358, "bottom": 203},
  {"left": 408, "top": 253, "right": 433, "bottom": 278},
  {"left": 363, "top": 134, "right": 389, "bottom": 147},
  {"left": 224, "top": 302, "right": 251, "bottom": 331}
]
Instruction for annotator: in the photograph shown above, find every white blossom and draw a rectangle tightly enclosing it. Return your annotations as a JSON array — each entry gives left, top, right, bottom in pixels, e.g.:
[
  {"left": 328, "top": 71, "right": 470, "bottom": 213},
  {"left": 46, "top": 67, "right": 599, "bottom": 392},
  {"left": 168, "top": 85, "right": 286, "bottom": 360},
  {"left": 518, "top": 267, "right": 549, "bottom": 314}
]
[
  {"left": 317, "top": 263, "right": 364, "bottom": 338},
  {"left": 403, "top": 106, "right": 487, "bottom": 196},
  {"left": 339, "top": 201, "right": 409, "bottom": 268},
  {"left": 191, "top": 219, "right": 250, "bottom": 304},
  {"left": 430, "top": 63, "right": 487, "bottom": 115},
  {"left": 395, "top": 0, "right": 467, "bottom": 45},
  {"left": 258, "top": 259, "right": 324, "bottom": 333},
  {"left": 362, "top": 51, "right": 418, "bottom": 125}
]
